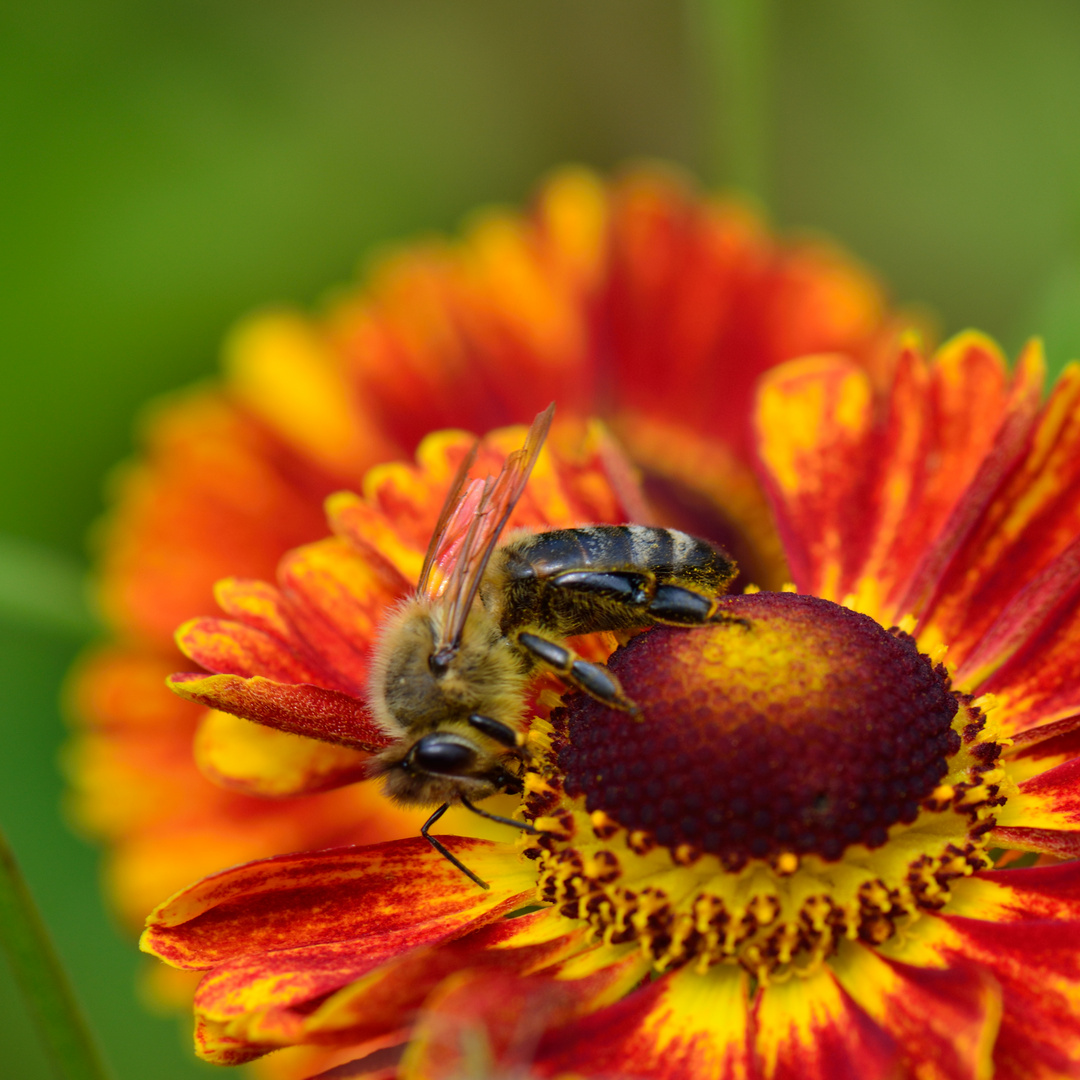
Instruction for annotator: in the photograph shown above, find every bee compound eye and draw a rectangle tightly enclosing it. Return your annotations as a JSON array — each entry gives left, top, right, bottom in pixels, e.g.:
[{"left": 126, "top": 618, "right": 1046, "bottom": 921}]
[{"left": 411, "top": 735, "right": 478, "bottom": 776}]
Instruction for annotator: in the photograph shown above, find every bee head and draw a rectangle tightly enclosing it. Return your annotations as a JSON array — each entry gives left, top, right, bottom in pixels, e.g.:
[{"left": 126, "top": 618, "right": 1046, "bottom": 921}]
[{"left": 371, "top": 728, "right": 523, "bottom": 807}]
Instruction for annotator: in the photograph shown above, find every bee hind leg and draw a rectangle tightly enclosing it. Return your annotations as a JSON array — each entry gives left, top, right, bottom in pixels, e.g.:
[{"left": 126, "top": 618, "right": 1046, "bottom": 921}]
[
  {"left": 516, "top": 631, "right": 642, "bottom": 717},
  {"left": 420, "top": 803, "right": 490, "bottom": 891},
  {"left": 648, "top": 584, "right": 751, "bottom": 630}
]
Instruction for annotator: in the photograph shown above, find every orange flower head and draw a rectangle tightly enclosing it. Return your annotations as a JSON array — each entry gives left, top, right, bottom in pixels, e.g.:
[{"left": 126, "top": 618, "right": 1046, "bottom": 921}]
[
  {"left": 144, "top": 334, "right": 1080, "bottom": 1080},
  {"left": 69, "top": 167, "right": 906, "bottom": 931}
]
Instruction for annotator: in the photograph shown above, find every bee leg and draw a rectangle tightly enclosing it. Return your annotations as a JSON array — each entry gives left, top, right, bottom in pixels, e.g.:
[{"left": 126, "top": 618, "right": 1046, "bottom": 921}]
[
  {"left": 648, "top": 585, "right": 752, "bottom": 630},
  {"left": 459, "top": 796, "right": 549, "bottom": 836},
  {"left": 646, "top": 584, "right": 719, "bottom": 624},
  {"left": 420, "top": 802, "right": 490, "bottom": 891},
  {"left": 517, "top": 631, "right": 641, "bottom": 717},
  {"left": 467, "top": 713, "right": 523, "bottom": 749}
]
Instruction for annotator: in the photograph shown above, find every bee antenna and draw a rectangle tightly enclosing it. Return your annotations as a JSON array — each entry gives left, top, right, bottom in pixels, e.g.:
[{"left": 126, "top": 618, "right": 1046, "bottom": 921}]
[{"left": 420, "top": 803, "right": 490, "bottom": 890}]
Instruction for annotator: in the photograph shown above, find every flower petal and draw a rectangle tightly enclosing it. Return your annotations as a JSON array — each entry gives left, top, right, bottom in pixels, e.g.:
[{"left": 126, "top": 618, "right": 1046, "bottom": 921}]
[
  {"left": 858, "top": 335, "right": 1011, "bottom": 617},
  {"left": 948, "top": 861, "right": 1080, "bottom": 921},
  {"left": 206, "top": 912, "right": 612, "bottom": 1066},
  {"left": 933, "top": 912, "right": 1080, "bottom": 1080},
  {"left": 194, "top": 710, "right": 374, "bottom": 797},
  {"left": 897, "top": 338, "right": 1045, "bottom": 626},
  {"left": 752, "top": 966, "right": 898, "bottom": 1080},
  {"left": 274, "top": 539, "right": 403, "bottom": 690},
  {"left": 176, "top": 616, "right": 335, "bottom": 688},
  {"left": 754, "top": 355, "right": 875, "bottom": 600},
  {"left": 224, "top": 311, "right": 394, "bottom": 476},
  {"left": 601, "top": 171, "right": 889, "bottom": 447},
  {"left": 141, "top": 837, "right": 534, "bottom": 969},
  {"left": 977, "top": 581, "right": 1080, "bottom": 736},
  {"left": 991, "top": 757, "right": 1080, "bottom": 855},
  {"left": 954, "top": 534, "right": 1080, "bottom": 695},
  {"left": 299, "top": 911, "right": 591, "bottom": 1045},
  {"left": 752, "top": 334, "right": 1055, "bottom": 640},
  {"left": 166, "top": 672, "right": 388, "bottom": 751},
  {"left": 96, "top": 387, "right": 334, "bottom": 646},
  {"left": 915, "top": 350, "right": 1080, "bottom": 674},
  {"left": 402, "top": 955, "right": 659, "bottom": 1080},
  {"left": 530, "top": 964, "right": 751, "bottom": 1080},
  {"left": 830, "top": 940, "right": 1000, "bottom": 1080}
]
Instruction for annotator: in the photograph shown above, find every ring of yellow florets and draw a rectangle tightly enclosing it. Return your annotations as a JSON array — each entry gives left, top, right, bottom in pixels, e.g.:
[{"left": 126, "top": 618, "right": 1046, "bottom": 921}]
[{"left": 517, "top": 594, "right": 1009, "bottom": 981}]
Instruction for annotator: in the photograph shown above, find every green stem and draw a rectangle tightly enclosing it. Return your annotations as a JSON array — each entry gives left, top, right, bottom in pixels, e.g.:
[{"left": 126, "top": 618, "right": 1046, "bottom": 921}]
[
  {"left": 0, "top": 822, "right": 112, "bottom": 1080},
  {"left": 689, "top": 0, "right": 774, "bottom": 203}
]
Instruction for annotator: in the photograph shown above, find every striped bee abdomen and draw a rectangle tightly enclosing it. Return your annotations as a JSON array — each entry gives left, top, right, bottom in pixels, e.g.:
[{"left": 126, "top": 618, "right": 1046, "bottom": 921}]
[{"left": 489, "top": 525, "right": 737, "bottom": 638}]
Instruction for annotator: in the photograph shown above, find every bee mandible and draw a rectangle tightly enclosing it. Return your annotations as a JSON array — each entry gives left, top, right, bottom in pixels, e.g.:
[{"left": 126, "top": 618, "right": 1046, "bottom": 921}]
[{"left": 366, "top": 404, "right": 739, "bottom": 887}]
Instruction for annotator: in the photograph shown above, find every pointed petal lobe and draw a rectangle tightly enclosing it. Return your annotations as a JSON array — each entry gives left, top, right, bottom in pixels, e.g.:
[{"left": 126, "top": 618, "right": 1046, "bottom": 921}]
[{"left": 141, "top": 837, "right": 534, "bottom": 968}]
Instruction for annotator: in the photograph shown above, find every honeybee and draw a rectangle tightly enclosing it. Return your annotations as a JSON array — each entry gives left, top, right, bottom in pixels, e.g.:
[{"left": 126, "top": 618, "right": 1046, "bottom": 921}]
[{"left": 367, "top": 404, "right": 738, "bottom": 887}]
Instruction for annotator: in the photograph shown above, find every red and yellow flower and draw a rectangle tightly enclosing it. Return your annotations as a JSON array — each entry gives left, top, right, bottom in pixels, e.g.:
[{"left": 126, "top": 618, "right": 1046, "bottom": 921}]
[
  {"left": 67, "top": 166, "right": 902, "bottom": 931},
  {"left": 145, "top": 333, "right": 1080, "bottom": 1079}
]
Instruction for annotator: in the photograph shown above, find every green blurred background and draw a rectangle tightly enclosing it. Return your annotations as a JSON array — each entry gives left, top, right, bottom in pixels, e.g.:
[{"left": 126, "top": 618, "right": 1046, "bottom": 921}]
[{"left": 3, "top": 1, "right": 1080, "bottom": 1075}]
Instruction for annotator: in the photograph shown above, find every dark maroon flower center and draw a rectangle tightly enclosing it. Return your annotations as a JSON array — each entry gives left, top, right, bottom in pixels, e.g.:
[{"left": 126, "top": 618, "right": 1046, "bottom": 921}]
[{"left": 555, "top": 593, "right": 961, "bottom": 865}]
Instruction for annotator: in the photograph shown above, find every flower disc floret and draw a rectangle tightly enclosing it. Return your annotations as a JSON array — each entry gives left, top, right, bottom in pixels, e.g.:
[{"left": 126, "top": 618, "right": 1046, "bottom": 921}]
[
  {"left": 527, "top": 592, "right": 1007, "bottom": 978},
  {"left": 560, "top": 593, "right": 962, "bottom": 863}
]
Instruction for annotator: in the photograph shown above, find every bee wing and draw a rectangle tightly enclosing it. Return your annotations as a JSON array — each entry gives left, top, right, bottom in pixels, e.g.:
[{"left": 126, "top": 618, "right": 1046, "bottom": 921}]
[
  {"left": 418, "top": 440, "right": 479, "bottom": 597},
  {"left": 433, "top": 403, "right": 554, "bottom": 655}
]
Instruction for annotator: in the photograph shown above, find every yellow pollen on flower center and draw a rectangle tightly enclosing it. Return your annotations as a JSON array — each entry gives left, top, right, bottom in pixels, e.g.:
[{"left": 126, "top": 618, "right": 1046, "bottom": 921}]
[{"left": 521, "top": 593, "right": 1008, "bottom": 979}]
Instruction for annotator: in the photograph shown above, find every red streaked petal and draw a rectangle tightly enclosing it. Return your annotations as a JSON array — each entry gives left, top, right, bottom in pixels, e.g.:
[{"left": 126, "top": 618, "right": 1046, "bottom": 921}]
[
  {"left": 830, "top": 940, "right": 1000, "bottom": 1080},
  {"left": 980, "top": 589, "right": 1080, "bottom": 736},
  {"left": 194, "top": 919, "right": 582, "bottom": 1059},
  {"left": 1009, "top": 712, "right": 1080, "bottom": 750},
  {"left": 754, "top": 355, "right": 876, "bottom": 599},
  {"left": 228, "top": 915, "right": 615, "bottom": 1064},
  {"left": 987, "top": 827, "right": 1080, "bottom": 860},
  {"left": 213, "top": 577, "right": 295, "bottom": 642},
  {"left": 166, "top": 672, "right": 389, "bottom": 751},
  {"left": 175, "top": 616, "right": 334, "bottom": 687},
  {"left": 301, "top": 910, "right": 590, "bottom": 1045},
  {"left": 141, "top": 837, "right": 534, "bottom": 969},
  {"left": 275, "top": 539, "right": 402, "bottom": 690},
  {"left": 532, "top": 964, "right": 751, "bottom": 1080},
  {"left": 955, "top": 534, "right": 1080, "bottom": 693},
  {"left": 403, "top": 950, "right": 682, "bottom": 1080},
  {"left": 753, "top": 335, "right": 1032, "bottom": 621},
  {"left": 862, "top": 336, "right": 1011, "bottom": 617},
  {"left": 327, "top": 488, "right": 430, "bottom": 586},
  {"left": 195, "top": 940, "right": 390, "bottom": 1032},
  {"left": 916, "top": 353, "right": 1080, "bottom": 676},
  {"left": 194, "top": 1013, "right": 268, "bottom": 1066},
  {"left": 991, "top": 757, "right": 1080, "bottom": 857},
  {"left": 194, "top": 710, "right": 371, "bottom": 797},
  {"left": 752, "top": 965, "right": 897, "bottom": 1080},
  {"left": 947, "top": 860, "right": 1080, "bottom": 923},
  {"left": 899, "top": 338, "right": 1045, "bottom": 623},
  {"left": 932, "top": 911, "right": 1080, "bottom": 1080}
]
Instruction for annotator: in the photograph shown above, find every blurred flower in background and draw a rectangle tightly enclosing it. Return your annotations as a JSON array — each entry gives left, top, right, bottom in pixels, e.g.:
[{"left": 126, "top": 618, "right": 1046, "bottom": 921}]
[{"left": 8, "top": 4, "right": 1080, "bottom": 1079}]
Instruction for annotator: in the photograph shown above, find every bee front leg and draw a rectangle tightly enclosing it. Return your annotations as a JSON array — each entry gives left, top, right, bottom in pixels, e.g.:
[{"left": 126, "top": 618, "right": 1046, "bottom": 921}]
[
  {"left": 516, "top": 631, "right": 642, "bottom": 717},
  {"left": 421, "top": 803, "right": 490, "bottom": 890}
]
